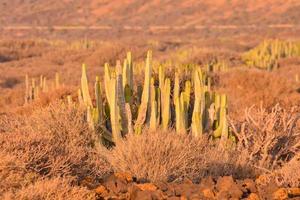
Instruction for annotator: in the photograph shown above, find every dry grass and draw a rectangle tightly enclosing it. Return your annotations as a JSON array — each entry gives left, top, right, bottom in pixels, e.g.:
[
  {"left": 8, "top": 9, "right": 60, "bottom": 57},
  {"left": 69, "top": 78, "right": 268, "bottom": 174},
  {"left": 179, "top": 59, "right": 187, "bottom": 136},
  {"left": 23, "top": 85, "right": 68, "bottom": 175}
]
[
  {"left": 0, "top": 102, "right": 111, "bottom": 198},
  {"left": 2, "top": 178, "right": 95, "bottom": 200},
  {"left": 106, "top": 130, "right": 255, "bottom": 183},
  {"left": 273, "top": 154, "right": 300, "bottom": 187}
]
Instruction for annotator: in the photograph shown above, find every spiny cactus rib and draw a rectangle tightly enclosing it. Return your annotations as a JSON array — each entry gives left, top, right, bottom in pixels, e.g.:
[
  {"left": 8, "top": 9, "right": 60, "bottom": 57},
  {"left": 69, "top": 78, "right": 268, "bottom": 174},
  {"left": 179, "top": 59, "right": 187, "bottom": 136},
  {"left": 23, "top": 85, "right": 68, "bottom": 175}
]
[
  {"left": 191, "top": 69, "right": 202, "bottom": 136},
  {"left": 55, "top": 72, "right": 60, "bottom": 89},
  {"left": 213, "top": 94, "right": 228, "bottom": 138},
  {"left": 78, "top": 89, "right": 84, "bottom": 106},
  {"left": 127, "top": 51, "right": 134, "bottom": 90},
  {"left": 25, "top": 74, "right": 29, "bottom": 104},
  {"left": 109, "top": 76, "right": 121, "bottom": 140},
  {"left": 81, "top": 64, "right": 93, "bottom": 107},
  {"left": 161, "top": 78, "right": 171, "bottom": 130},
  {"left": 95, "top": 76, "right": 103, "bottom": 126},
  {"left": 116, "top": 60, "right": 129, "bottom": 135},
  {"left": 134, "top": 50, "right": 152, "bottom": 134}
]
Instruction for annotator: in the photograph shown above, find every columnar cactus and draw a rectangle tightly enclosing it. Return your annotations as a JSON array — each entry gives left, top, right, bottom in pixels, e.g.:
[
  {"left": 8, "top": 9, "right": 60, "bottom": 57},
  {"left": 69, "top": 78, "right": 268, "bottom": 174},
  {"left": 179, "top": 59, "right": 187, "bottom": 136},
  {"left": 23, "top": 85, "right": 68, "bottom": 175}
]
[
  {"left": 25, "top": 74, "right": 29, "bottom": 104},
  {"left": 134, "top": 50, "right": 152, "bottom": 134},
  {"left": 81, "top": 64, "right": 93, "bottom": 107},
  {"left": 55, "top": 72, "right": 60, "bottom": 89},
  {"left": 191, "top": 69, "right": 204, "bottom": 137},
  {"left": 116, "top": 60, "right": 129, "bottom": 136},
  {"left": 123, "top": 52, "right": 134, "bottom": 91},
  {"left": 108, "top": 74, "right": 121, "bottom": 140},
  {"left": 213, "top": 94, "right": 228, "bottom": 138},
  {"left": 161, "top": 78, "right": 171, "bottom": 130},
  {"left": 149, "top": 77, "right": 158, "bottom": 130},
  {"left": 95, "top": 76, "right": 104, "bottom": 126}
]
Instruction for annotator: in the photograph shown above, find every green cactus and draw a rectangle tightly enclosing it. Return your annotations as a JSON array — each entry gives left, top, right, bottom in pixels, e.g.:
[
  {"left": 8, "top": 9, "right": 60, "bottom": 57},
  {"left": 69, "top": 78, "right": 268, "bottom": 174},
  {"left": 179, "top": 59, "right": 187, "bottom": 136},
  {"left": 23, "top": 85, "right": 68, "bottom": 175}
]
[
  {"left": 149, "top": 77, "right": 158, "bottom": 130},
  {"left": 42, "top": 77, "right": 48, "bottom": 92},
  {"left": 213, "top": 94, "right": 228, "bottom": 138},
  {"left": 191, "top": 70, "right": 204, "bottom": 137},
  {"left": 78, "top": 89, "right": 84, "bottom": 106},
  {"left": 55, "top": 72, "right": 60, "bottom": 89},
  {"left": 67, "top": 95, "right": 73, "bottom": 106},
  {"left": 161, "top": 78, "right": 171, "bottom": 130},
  {"left": 159, "top": 65, "right": 165, "bottom": 90},
  {"left": 123, "top": 52, "right": 134, "bottom": 91},
  {"left": 81, "top": 64, "right": 92, "bottom": 107},
  {"left": 108, "top": 74, "right": 121, "bottom": 140},
  {"left": 95, "top": 76, "right": 103, "bottom": 126},
  {"left": 25, "top": 74, "right": 29, "bottom": 104},
  {"left": 116, "top": 60, "right": 129, "bottom": 136},
  {"left": 134, "top": 50, "right": 152, "bottom": 134}
]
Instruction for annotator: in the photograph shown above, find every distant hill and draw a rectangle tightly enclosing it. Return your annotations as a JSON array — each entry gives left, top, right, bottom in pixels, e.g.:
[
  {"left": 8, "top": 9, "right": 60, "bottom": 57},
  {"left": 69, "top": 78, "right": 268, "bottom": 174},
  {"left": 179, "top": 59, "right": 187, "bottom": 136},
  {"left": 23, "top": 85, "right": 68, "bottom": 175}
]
[{"left": 1, "top": 0, "right": 300, "bottom": 26}]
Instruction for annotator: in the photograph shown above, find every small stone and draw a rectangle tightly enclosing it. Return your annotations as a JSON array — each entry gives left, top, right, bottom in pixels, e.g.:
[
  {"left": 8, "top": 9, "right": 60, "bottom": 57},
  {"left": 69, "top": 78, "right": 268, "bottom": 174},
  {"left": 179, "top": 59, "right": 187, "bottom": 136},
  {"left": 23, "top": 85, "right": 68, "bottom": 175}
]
[
  {"left": 180, "top": 196, "right": 188, "bottom": 200},
  {"left": 273, "top": 188, "right": 288, "bottom": 200},
  {"left": 247, "top": 193, "right": 260, "bottom": 200},
  {"left": 287, "top": 188, "right": 300, "bottom": 197},
  {"left": 94, "top": 185, "right": 109, "bottom": 196},
  {"left": 136, "top": 183, "right": 158, "bottom": 191},
  {"left": 114, "top": 172, "right": 133, "bottom": 182},
  {"left": 202, "top": 188, "right": 215, "bottom": 199},
  {"left": 216, "top": 176, "right": 243, "bottom": 199}
]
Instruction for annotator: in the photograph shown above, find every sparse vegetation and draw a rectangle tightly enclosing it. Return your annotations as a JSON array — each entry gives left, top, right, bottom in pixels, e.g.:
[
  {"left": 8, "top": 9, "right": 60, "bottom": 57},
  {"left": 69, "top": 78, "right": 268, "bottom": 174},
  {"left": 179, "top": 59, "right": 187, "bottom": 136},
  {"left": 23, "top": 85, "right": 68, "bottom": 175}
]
[
  {"left": 1, "top": 2, "right": 300, "bottom": 198},
  {"left": 242, "top": 40, "right": 300, "bottom": 70}
]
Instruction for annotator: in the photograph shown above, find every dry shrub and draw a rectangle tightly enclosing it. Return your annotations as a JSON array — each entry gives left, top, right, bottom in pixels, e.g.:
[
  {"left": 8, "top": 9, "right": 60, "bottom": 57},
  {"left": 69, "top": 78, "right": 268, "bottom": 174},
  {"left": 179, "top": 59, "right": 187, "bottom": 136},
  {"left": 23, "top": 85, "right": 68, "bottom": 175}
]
[
  {"left": 0, "top": 102, "right": 111, "bottom": 185},
  {"left": 231, "top": 104, "right": 300, "bottom": 185},
  {"left": 107, "top": 130, "right": 255, "bottom": 183},
  {"left": 0, "top": 151, "right": 40, "bottom": 195},
  {"left": 216, "top": 68, "right": 300, "bottom": 119},
  {"left": 272, "top": 154, "right": 300, "bottom": 187},
  {"left": 2, "top": 178, "right": 95, "bottom": 200}
]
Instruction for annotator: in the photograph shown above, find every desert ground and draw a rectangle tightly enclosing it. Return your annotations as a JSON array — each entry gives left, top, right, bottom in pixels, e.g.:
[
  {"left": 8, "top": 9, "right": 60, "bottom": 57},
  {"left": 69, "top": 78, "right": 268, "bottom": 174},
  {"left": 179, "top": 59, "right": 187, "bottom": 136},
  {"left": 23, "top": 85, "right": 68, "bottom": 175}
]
[{"left": 0, "top": 1, "right": 300, "bottom": 199}]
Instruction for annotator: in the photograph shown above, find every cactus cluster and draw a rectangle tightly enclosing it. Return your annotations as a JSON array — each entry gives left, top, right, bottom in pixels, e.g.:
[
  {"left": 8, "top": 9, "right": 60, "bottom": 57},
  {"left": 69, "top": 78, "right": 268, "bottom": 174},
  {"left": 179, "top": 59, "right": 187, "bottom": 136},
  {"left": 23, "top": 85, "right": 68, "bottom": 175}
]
[
  {"left": 24, "top": 72, "right": 60, "bottom": 104},
  {"left": 78, "top": 51, "right": 232, "bottom": 144},
  {"left": 204, "top": 60, "right": 229, "bottom": 72},
  {"left": 242, "top": 39, "right": 300, "bottom": 70}
]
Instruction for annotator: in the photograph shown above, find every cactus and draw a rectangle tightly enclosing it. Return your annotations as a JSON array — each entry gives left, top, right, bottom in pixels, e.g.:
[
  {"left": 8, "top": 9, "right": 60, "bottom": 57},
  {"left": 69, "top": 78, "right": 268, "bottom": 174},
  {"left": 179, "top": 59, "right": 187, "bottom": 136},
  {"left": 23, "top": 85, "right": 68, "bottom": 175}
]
[
  {"left": 123, "top": 52, "right": 134, "bottom": 91},
  {"left": 95, "top": 76, "right": 104, "bottom": 126},
  {"left": 116, "top": 60, "right": 129, "bottom": 136},
  {"left": 55, "top": 72, "right": 60, "bottom": 89},
  {"left": 81, "top": 64, "right": 92, "bottom": 107},
  {"left": 78, "top": 89, "right": 84, "bottom": 106},
  {"left": 191, "top": 69, "right": 204, "bottom": 137},
  {"left": 242, "top": 40, "right": 300, "bottom": 70},
  {"left": 25, "top": 74, "right": 29, "bottom": 104},
  {"left": 213, "top": 94, "right": 228, "bottom": 138},
  {"left": 161, "top": 78, "right": 171, "bottom": 130},
  {"left": 108, "top": 74, "right": 121, "bottom": 140},
  {"left": 67, "top": 95, "right": 73, "bottom": 107},
  {"left": 134, "top": 50, "right": 152, "bottom": 134},
  {"left": 42, "top": 77, "right": 48, "bottom": 92},
  {"left": 149, "top": 77, "right": 158, "bottom": 130},
  {"left": 159, "top": 65, "right": 165, "bottom": 90},
  {"left": 173, "top": 70, "right": 180, "bottom": 105}
]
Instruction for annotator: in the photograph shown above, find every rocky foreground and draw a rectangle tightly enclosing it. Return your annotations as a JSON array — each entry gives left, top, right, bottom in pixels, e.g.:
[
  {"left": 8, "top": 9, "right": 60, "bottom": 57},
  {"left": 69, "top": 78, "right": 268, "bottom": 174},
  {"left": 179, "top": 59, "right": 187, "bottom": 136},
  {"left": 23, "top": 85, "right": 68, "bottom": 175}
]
[{"left": 80, "top": 173, "right": 300, "bottom": 200}]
